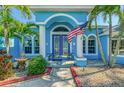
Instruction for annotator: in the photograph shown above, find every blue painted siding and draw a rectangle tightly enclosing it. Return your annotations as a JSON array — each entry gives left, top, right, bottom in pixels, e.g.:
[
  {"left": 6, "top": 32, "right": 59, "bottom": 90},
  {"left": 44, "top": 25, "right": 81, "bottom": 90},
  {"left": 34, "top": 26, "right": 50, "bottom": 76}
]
[
  {"left": 0, "top": 37, "right": 20, "bottom": 61},
  {"left": 116, "top": 55, "right": 124, "bottom": 64},
  {"left": 1, "top": 10, "right": 116, "bottom": 64},
  {"left": 82, "top": 28, "right": 103, "bottom": 60},
  {"left": 99, "top": 35, "right": 109, "bottom": 63}
]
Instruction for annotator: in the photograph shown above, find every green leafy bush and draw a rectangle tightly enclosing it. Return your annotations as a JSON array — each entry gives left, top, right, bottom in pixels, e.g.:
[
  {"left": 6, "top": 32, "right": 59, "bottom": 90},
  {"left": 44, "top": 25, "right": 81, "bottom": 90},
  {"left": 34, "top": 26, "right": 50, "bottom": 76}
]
[{"left": 28, "top": 55, "right": 48, "bottom": 75}]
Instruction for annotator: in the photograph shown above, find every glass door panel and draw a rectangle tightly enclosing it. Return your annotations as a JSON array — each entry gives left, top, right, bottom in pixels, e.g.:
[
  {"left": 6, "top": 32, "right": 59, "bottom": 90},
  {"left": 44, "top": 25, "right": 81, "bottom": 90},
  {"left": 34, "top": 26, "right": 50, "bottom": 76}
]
[
  {"left": 53, "top": 36, "right": 60, "bottom": 56},
  {"left": 52, "top": 35, "right": 70, "bottom": 60},
  {"left": 62, "top": 35, "right": 69, "bottom": 56}
]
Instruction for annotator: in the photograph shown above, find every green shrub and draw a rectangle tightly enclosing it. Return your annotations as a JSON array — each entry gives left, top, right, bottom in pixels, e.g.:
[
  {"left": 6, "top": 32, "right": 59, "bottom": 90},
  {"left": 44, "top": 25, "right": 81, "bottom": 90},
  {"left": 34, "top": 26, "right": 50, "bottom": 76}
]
[{"left": 28, "top": 55, "right": 48, "bottom": 75}]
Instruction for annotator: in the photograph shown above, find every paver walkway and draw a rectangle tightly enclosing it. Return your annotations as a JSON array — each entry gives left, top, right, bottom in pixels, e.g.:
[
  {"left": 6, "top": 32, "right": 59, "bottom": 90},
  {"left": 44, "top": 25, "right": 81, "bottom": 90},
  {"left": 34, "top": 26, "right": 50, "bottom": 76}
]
[{"left": 3, "top": 68, "right": 75, "bottom": 87}]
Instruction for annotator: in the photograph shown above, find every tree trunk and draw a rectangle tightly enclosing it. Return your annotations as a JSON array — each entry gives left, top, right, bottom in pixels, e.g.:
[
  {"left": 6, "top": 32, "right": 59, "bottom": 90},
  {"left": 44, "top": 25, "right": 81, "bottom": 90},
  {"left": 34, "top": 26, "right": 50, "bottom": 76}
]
[
  {"left": 21, "top": 36, "right": 25, "bottom": 57},
  {"left": 108, "top": 14, "right": 112, "bottom": 67},
  {"left": 95, "top": 19, "right": 107, "bottom": 65},
  {"left": 3, "top": 23, "right": 10, "bottom": 55},
  {"left": 111, "top": 30, "right": 124, "bottom": 67},
  {"left": 111, "top": 37, "right": 121, "bottom": 67}
]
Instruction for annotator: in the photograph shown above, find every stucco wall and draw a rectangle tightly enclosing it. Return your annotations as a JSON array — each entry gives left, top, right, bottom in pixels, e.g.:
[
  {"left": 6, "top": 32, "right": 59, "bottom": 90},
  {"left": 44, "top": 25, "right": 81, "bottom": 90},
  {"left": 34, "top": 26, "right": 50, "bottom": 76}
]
[
  {"left": 0, "top": 37, "right": 20, "bottom": 61},
  {"left": 0, "top": 11, "right": 109, "bottom": 62}
]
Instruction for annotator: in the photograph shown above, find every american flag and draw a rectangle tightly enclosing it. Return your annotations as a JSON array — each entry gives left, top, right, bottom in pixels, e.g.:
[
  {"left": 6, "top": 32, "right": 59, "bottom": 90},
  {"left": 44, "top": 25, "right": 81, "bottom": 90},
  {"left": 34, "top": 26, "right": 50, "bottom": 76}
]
[{"left": 68, "top": 21, "right": 88, "bottom": 43}]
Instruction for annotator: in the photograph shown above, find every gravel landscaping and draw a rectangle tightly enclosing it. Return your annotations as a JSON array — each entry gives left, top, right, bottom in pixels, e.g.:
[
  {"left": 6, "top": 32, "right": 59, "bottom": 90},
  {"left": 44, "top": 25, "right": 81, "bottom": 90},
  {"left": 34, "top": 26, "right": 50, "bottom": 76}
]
[
  {"left": 3, "top": 68, "right": 76, "bottom": 87},
  {"left": 74, "top": 67, "right": 124, "bottom": 87}
]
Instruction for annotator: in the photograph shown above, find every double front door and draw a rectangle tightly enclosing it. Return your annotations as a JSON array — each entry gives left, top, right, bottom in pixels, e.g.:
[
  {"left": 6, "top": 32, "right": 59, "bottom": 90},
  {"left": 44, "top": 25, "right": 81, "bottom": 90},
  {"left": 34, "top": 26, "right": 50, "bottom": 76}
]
[{"left": 52, "top": 35, "right": 70, "bottom": 57}]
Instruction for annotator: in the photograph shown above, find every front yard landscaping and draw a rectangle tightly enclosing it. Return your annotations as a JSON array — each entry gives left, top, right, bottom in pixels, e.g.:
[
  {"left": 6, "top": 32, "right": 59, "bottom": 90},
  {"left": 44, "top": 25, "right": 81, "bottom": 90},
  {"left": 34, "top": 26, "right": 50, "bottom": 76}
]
[
  {"left": 0, "top": 53, "right": 49, "bottom": 86},
  {"left": 3, "top": 68, "right": 75, "bottom": 87},
  {"left": 72, "top": 66, "right": 124, "bottom": 87}
]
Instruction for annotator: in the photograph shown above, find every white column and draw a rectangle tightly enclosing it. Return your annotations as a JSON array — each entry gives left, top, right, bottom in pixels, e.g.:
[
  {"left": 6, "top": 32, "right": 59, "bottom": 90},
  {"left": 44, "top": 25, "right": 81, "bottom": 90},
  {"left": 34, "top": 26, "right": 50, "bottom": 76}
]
[
  {"left": 39, "top": 25, "right": 46, "bottom": 57},
  {"left": 77, "top": 34, "right": 83, "bottom": 58}
]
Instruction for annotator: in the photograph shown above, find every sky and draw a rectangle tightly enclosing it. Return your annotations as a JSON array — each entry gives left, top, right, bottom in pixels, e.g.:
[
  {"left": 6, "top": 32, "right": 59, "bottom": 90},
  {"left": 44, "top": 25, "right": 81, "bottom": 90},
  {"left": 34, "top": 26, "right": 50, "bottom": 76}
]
[
  {"left": 12, "top": 8, "right": 35, "bottom": 23},
  {"left": 12, "top": 8, "right": 119, "bottom": 26}
]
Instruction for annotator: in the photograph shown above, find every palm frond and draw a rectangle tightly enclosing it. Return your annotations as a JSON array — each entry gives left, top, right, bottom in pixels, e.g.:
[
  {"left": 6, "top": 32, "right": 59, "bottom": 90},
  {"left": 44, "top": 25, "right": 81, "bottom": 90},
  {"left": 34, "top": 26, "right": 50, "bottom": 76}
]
[{"left": 15, "top": 5, "right": 31, "bottom": 19}]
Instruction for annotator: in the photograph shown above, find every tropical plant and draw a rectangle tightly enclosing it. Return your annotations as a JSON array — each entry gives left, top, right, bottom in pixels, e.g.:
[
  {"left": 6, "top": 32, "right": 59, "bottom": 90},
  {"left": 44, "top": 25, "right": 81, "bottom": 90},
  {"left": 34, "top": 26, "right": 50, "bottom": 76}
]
[
  {"left": 0, "top": 5, "right": 31, "bottom": 55},
  {"left": 12, "top": 21, "right": 38, "bottom": 57},
  {"left": 99, "top": 5, "right": 121, "bottom": 66},
  {"left": 88, "top": 5, "right": 107, "bottom": 65},
  {"left": 28, "top": 55, "right": 48, "bottom": 75},
  {"left": 111, "top": 8, "right": 124, "bottom": 67},
  {"left": 0, "top": 50, "right": 13, "bottom": 80}
]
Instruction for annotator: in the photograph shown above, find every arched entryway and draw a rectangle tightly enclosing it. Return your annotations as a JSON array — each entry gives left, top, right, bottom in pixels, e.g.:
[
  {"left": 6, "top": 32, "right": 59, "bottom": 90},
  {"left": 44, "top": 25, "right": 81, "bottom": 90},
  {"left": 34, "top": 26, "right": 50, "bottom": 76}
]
[
  {"left": 40, "top": 13, "right": 79, "bottom": 59},
  {"left": 51, "top": 25, "right": 72, "bottom": 60}
]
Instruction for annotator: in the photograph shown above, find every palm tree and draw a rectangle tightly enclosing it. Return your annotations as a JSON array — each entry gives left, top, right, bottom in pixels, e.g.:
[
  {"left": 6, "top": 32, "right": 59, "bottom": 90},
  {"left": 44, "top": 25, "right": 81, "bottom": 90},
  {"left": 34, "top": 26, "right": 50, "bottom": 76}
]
[
  {"left": 0, "top": 5, "right": 31, "bottom": 55},
  {"left": 111, "top": 8, "right": 124, "bottom": 67},
  {"left": 13, "top": 21, "right": 38, "bottom": 57},
  {"left": 88, "top": 5, "right": 107, "bottom": 65},
  {"left": 100, "top": 5, "right": 121, "bottom": 66},
  {"left": 112, "top": 23, "right": 124, "bottom": 67}
]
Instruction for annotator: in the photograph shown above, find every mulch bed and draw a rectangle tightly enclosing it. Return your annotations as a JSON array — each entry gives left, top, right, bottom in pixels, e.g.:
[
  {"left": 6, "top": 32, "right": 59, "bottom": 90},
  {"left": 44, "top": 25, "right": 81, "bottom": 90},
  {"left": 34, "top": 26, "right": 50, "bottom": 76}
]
[
  {"left": 73, "top": 66, "right": 124, "bottom": 87},
  {"left": 0, "top": 67, "right": 52, "bottom": 86}
]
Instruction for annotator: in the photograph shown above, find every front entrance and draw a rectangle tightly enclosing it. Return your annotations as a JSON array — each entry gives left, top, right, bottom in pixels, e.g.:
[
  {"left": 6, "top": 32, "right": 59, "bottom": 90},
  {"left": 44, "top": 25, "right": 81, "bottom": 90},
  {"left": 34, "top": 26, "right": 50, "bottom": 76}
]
[
  {"left": 52, "top": 35, "right": 70, "bottom": 60},
  {"left": 48, "top": 26, "right": 74, "bottom": 61}
]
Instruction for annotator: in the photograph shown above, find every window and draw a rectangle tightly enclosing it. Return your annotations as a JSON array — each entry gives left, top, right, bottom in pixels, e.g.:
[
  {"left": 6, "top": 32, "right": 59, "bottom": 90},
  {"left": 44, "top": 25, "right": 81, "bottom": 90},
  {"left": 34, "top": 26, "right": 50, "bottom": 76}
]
[
  {"left": 34, "top": 36, "right": 39, "bottom": 54},
  {"left": 24, "top": 36, "right": 32, "bottom": 54},
  {"left": 112, "top": 40, "right": 117, "bottom": 54},
  {"left": 83, "top": 36, "right": 86, "bottom": 54},
  {"left": 0, "top": 37, "right": 4, "bottom": 47},
  {"left": 112, "top": 39, "right": 124, "bottom": 55},
  {"left": 88, "top": 36, "right": 96, "bottom": 54},
  {"left": 0, "top": 37, "right": 14, "bottom": 47},
  {"left": 24, "top": 36, "right": 39, "bottom": 54},
  {"left": 120, "top": 40, "right": 124, "bottom": 54}
]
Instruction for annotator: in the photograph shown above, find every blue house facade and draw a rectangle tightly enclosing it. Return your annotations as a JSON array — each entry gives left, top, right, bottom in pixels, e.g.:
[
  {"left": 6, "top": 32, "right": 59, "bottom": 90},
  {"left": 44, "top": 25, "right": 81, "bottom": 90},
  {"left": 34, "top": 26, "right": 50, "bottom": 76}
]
[{"left": 0, "top": 5, "right": 124, "bottom": 65}]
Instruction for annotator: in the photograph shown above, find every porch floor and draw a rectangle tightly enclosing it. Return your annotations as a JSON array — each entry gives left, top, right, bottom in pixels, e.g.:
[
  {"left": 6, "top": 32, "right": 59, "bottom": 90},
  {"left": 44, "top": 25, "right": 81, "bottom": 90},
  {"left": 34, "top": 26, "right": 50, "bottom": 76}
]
[
  {"left": 48, "top": 60, "right": 74, "bottom": 68},
  {"left": 48, "top": 60, "right": 105, "bottom": 68}
]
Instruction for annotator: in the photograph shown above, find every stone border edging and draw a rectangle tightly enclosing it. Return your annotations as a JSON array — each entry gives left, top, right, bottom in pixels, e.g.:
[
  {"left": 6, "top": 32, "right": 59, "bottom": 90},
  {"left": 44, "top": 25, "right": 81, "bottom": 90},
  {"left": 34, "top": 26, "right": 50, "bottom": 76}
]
[
  {"left": 0, "top": 67, "right": 52, "bottom": 86},
  {"left": 70, "top": 66, "right": 82, "bottom": 87}
]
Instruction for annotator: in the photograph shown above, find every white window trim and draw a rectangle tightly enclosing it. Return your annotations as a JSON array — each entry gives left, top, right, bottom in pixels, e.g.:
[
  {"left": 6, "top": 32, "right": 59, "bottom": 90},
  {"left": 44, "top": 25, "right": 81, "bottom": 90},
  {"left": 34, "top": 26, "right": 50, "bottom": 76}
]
[
  {"left": 25, "top": 35, "right": 40, "bottom": 56},
  {"left": 87, "top": 34, "right": 98, "bottom": 55},
  {"left": 34, "top": 35, "right": 40, "bottom": 54},
  {"left": 112, "top": 38, "right": 124, "bottom": 55}
]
